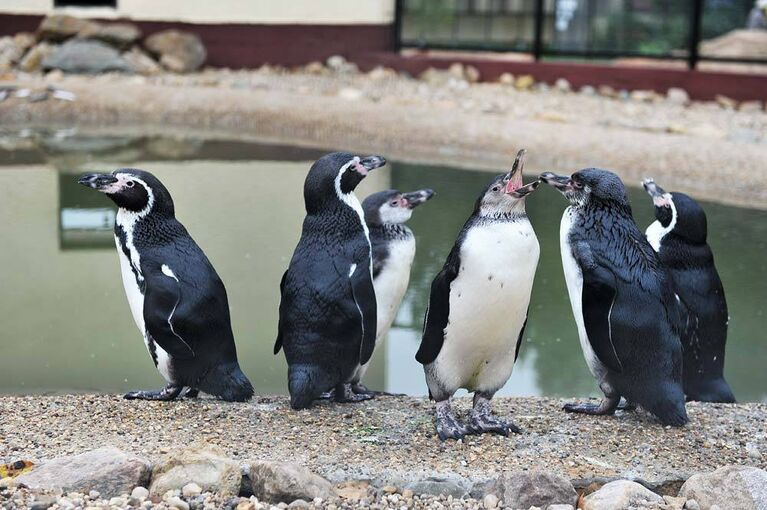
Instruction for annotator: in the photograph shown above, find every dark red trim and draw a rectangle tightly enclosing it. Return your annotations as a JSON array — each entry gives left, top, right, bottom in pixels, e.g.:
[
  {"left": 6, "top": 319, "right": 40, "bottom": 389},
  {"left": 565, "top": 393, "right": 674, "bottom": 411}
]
[
  {"left": 356, "top": 52, "right": 767, "bottom": 102},
  {"left": 1, "top": 13, "right": 765, "bottom": 101},
  {"left": 0, "top": 13, "right": 394, "bottom": 68}
]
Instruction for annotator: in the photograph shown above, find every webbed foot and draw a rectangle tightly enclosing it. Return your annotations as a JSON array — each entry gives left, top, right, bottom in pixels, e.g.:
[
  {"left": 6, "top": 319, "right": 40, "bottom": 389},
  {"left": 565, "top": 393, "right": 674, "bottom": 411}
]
[
  {"left": 124, "top": 385, "right": 182, "bottom": 401},
  {"left": 179, "top": 387, "right": 199, "bottom": 399},
  {"left": 435, "top": 400, "right": 471, "bottom": 441},
  {"left": 334, "top": 383, "right": 374, "bottom": 403},
  {"left": 563, "top": 395, "right": 619, "bottom": 415},
  {"left": 469, "top": 392, "right": 521, "bottom": 436}
]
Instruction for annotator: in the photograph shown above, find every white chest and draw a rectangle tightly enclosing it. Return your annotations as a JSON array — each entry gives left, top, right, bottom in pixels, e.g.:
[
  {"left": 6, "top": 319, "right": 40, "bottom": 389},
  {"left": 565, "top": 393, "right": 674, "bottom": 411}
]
[
  {"left": 560, "top": 208, "right": 606, "bottom": 380},
  {"left": 434, "top": 220, "right": 539, "bottom": 390},
  {"left": 645, "top": 220, "right": 664, "bottom": 252},
  {"left": 374, "top": 237, "right": 415, "bottom": 342}
]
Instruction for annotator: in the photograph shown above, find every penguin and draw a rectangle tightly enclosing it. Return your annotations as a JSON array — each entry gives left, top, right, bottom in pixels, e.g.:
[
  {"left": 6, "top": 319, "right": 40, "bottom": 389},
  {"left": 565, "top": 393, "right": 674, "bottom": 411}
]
[
  {"left": 274, "top": 152, "right": 386, "bottom": 410},
  {"left": 344, "top": 188, "right": 436, "bottom": 395},
  {"left": 416, "top": 149, "right": 540, "bottom": 441},
  {"left": 642, "top": 178, "right": 735, "bottom": 403},
  {"left": 78, "top": 169, "right": 254, "bottom": 402},
  {"left": 539, "top": 169, "right": 688, "bottom": 426}
]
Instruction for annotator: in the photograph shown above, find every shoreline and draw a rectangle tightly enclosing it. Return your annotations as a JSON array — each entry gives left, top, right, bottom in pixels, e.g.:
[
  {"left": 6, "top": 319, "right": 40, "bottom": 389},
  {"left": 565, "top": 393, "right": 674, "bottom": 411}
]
[{"left": 1, "top": 69, "right": 766, "bottom": 210}]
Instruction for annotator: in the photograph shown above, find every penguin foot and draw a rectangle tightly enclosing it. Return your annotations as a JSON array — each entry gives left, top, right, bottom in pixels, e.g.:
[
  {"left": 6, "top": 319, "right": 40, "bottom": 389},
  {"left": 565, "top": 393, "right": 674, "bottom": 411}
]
[
  {"left": 563, "top": 397, "right": 618, "bottom": 415},
  {"left": 468, "top": 412, "right": 521, "bottom": 436},
  {"left": 435, "top": 400, "right": 471, "bottom": 441},
  {"left": 316, "top": 391, "right": 335, "bottom": 400},
  {"left": 334, "top": 383, "right": 374, "bottom": 404},
  {"left": 350, "top": 383, "right": 406, "bottom": 397},
  {"left": 616, "top": 398, "right": 637, "bottom": 411},
  {"left": 124, "top": 385, "right": 182, "bottom": 401},
  {"left": 179, "top": 387, "right": 199, "bottom": 399}
]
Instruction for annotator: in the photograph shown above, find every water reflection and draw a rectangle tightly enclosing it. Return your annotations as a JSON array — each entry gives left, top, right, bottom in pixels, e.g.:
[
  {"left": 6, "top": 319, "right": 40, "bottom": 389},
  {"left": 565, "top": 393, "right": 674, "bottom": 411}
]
[{"left": 0, "top": 130, "right": 765, "bottom": 402}]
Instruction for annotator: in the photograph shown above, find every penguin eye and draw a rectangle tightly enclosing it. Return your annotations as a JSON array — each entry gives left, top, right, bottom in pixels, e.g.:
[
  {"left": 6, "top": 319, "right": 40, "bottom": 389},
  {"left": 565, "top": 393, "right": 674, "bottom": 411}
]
[
  {"left": 125, "top": 180, "right": 135, "bottom": 188},
  {"left": 390, "top": 201, "right": 398, "bottom": 207},
  {"left": 492, "top": 186, "right": 500, "bottom": 192}
]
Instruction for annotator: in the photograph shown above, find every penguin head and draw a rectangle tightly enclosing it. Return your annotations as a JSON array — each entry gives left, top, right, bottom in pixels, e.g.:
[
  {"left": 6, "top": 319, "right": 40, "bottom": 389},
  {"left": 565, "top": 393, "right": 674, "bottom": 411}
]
[
  {"left": 303, "top": 152, "right": 386, "bottom": 213},
  {"left": 540, "top": 168, "right": 629, "bottom": 209},
  {"left": 643, "top": 178, "right": 708, "bottom": 243},
  {"left": 78, "top": 169, "right": 174, "bottom": 217},
  {"left": 475, "top": 149, "right": 539, "bottom": 217},
  {"left": 362, "top": 188, "right": 435, "bottom": 226}
]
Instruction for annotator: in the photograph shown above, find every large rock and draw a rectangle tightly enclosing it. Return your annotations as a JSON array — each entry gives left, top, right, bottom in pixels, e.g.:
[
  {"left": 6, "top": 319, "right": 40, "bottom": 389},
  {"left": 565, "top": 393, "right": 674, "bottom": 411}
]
[
  {"left": 679, "top": 465, "right": 767, "bottom": 510},
  {"left": 77, "top": 22, "right": 141, "bottom": 49},
  {"left": 0, "top": 33, "right": 35, "bottom": 69},
  {"left": 486, "top": 470, "right": 576, "bottom": 508},
  {"left": 149, "top": 445, "right": 241, "bottom": 499},
  {"left": 583, "top": 480, "right": 663, "bottom": 510},
  {"left": 404, "top": 477, "right": 469, "bottom": 499},
  {"left": 144, "top": 30, "right": 206, "bottom": 73},
  {"left": 249, "top": 461, "right": 335, "bottom": 503},
  {"left": 38, "top": 14, "right": 98, "bottom": 42},
  {"left": 122, "top": 46, "right": 161, "bottom": 75},
  {"left": 42, "top": 39, "right": 134, "bottom": 73},
  {"left": 14, "top": 447, "right": 150, "bottom": 498},
  {"left": 18, "top": 42, "right": 57, "bottom": 72}
]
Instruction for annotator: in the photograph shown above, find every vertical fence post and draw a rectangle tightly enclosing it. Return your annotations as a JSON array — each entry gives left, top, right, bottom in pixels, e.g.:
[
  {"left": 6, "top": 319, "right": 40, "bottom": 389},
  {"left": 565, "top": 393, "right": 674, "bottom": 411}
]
[
  {"left": 688, "top": 0, "right": 704, "bottom": 70},
  {"left": 533, "top": 0, "right": 545, "bottom": 60},
  {"left": 393, "top": 0, "right": 404, "bottom": 52}
]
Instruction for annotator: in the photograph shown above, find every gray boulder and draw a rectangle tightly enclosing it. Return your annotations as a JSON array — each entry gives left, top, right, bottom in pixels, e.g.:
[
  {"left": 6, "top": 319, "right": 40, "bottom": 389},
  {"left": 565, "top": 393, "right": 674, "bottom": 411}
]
[
  {"left": 486, "top": 470, "right": 576, "bottom": 508},
  {"left": 77, "top": 22, "right": 141, "bottom": 49},
  {"left": 42, "top": 39, "right": 134, "bottom": 73},
  {"left": 404, "top": 477, "right": 469, "bottom": 499},
  {"left": 679, "top": 465, "right": 767, "bottom": 510},
  {"left": 249, "top": 461, "right": 336, "bottom": 503},
  {"left": 38, "top": 14, "right": 98, "bottom": 42},
  {"left": 144, "top": 30, "right": 206, "bottom": 73},
  {"left": 14, "top": 447, "right": 150, "bottom": 498},
  {"left": 149, "top": 445, "right": 241, "bottom": 498},
  {"left": 583, "top": 480, "right": 663, "bottom": 510}
]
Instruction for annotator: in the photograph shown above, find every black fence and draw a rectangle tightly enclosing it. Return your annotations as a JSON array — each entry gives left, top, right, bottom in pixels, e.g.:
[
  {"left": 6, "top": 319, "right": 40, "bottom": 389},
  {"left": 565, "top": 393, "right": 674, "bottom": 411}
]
[{"left": 395, "top": 0, "right": 767, "bottom": 69}]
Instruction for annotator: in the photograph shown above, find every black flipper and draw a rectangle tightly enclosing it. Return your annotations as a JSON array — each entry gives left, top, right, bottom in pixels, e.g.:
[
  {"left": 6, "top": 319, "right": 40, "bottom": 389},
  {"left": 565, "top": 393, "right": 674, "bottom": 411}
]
[
  {"left": 274, "top": 270, "right": 288, "bottom": 355},
  {"left": 143, "top": 269, "right": 195, "bottom": 359},
  {"left": 514, "top": 314, "right": 528, "bottom": 362},
  {"left": 416, "top": 248, "right": 460, "bottom": 365},
  {"left": 350, "top": 261, "right": 377, "bottom": 365},
  {"left": 572, "top": 241, "right": 623, "bottom": 373}
]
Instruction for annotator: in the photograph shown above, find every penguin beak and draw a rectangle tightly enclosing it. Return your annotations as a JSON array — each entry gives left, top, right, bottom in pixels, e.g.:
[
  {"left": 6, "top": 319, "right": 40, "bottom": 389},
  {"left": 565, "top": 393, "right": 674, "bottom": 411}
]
[
  {"left": 642, "top": 178, "right": 671, "bottom": 207},
  {"left": 354, "top": 155, "right": 387, "bottom": 176},
  {"left": 503, "top": 149, "right": 527, "bottom": 195},
  {"left": 78, "top": 173, "right": 118, "bottom": 191},
  {"left": 539, "top": 172, "right": 575, "bottom": 192},
  {"left": 402, "top": 189, "right": 435, "bottom": 209}
]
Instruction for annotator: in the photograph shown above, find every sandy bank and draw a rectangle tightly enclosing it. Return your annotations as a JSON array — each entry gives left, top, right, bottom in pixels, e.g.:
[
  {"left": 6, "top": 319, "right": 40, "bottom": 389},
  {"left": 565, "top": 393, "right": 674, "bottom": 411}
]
[{"left": 1, "top": 69, "right": 766, "bottom": 209}]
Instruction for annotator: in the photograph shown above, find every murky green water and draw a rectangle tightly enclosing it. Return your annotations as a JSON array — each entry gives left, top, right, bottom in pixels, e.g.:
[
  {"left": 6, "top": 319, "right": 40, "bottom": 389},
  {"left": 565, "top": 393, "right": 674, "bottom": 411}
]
[{"left": 1, "top": 129, "right": 765, "bottom": 402}]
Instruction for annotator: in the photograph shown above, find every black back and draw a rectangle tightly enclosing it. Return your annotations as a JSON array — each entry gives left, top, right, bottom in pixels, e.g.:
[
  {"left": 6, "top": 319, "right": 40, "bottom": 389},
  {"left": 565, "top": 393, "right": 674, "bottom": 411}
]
[{"left": 654, "top": 192, "right": 733, "bottom": 402}]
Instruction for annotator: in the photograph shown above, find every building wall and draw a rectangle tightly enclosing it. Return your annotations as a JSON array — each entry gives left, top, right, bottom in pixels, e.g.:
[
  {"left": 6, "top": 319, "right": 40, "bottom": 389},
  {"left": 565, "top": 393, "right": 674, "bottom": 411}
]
[{"left": 0, "top": 0, "right": 395, "bottom": 25}]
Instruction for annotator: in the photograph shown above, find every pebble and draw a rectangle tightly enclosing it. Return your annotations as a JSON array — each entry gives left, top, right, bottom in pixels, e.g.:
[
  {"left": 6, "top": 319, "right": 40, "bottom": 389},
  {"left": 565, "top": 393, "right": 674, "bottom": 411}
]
[
  {"left": 482, "top": 493, "right": 499, "bottom": 508},
  {"left": 131, "top": 486, "right": 150, "bottom": 500},
  {"left": 182, "top": 483, "right": 203, "bottom": 498},
  {"left": 167, "top": 496, "right": 190, "bottom": 510}
]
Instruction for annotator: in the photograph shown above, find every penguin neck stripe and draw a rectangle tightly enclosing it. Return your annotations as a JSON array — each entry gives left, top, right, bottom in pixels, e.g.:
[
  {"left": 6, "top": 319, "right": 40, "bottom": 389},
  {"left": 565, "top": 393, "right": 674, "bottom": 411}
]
[
  {"left": 334, "top": 160, "right": 372, "bottom": 273},
  {"left": 647, "top": 195, "right": 677, "bottom": 251},
  {"left": 115, "top": 177, "right": 155, "bottom": 281}
]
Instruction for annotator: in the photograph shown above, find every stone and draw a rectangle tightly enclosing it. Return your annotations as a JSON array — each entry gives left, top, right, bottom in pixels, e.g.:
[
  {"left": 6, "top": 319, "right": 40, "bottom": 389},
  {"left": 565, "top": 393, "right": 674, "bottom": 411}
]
[
  {"left": 38, "top": 15, "right": 99, "bottom": 42},
  {"left": 288, "top": 500, "right": 310, "bottom": 509},
  {"left": 598, "top": 85, "right": 617, "bottom": 98},
  {"left": 367, "top": 66, "right": 397, "bottom": 81},
  {"left": 18, "top": 42, "right": 57, "bottom": 72},
  {"left": 630, "top": 89, "right": 660, "bottom": 102},
  {"left": 182, "top": 483, "right": 203, "bottom": 498},
  {"left": 122, "top": 46, "right": 162, "bottom": 75},
  {"left": 663, "top": 495, "right": 687, "bottom": 510},
  {"left": 303, "top": 61, "right": 326, "bottom": 75},
  {"left": 715, "top": 94, "right": 737, "bottom": 109},
  {"left": 337, "top": 87, "right": 363, "bottom": 101},
  {"left": 679, "top": 465, "right": 767, "bottom": 510},
  {"left": 42, "top": 39, "right": 134, "bottom": 73},
  {"left": 249, "top": 461, "right": 335, "bottom": 504},
  {"left": 325, "top": 54, "right": 357, "bottom": 74},
  {"left": 77, "top": 22, "right": 141, "bottom": 49},
  {"left": 131, "top": 486, "right": 149, "bottom": 500},
  {"left": 149, "top": 445, "right": 241, "bottom": 499},
  {"left": 402, "top": 489, "right": 414, "bottom": 499},
  {"left": 684, "top": 500, "right": 701, "bottom": 510},
  {"left": 335, "top": 481, "right": 369, "bottom": 500},
  {"left": 580, "top": 85, "right": 596, "bottom": 95},
  {"left": 405, "top": 477, "right": 469, "bottom": 499},
  {"left": 546, "top": 506, "right": 575, "bottom": 510},
  {"left": 29, "top": 496, "right": 56, "bottom": 510},
  {"left": 554, "top": 78, "right": 572, "bottom": 92},
  {"left": 483, "top": 493, "right": 499, "bottom": 508},
  {"left": 738, "top": 100, "right": 763, "bottom": 113},
  {"left": 144, "top": 30, "right": 206, "bottom": 73},
  {"left": 14, "top": 448, "right": 150, "bottom": 499},
  {"left": 498, "top": 72, "right": 515, "bottom": 85},
  {"left": 515, "top": 74, "right": 535, "bottom": 90},
  {"left": 583, "top": 480, "right": 663, "bottom": 510},
  {"left": 167, "top": 496, "right": 190, "bottom": 510},
  {"left": 464, "top": 65, "right": 480, "bottom": 83},
  {"left": 666, "top": 87, "right": 690, "bottom": 105},
  {"left": 487, "top": 470, "right": 576, "bottom": 509}
]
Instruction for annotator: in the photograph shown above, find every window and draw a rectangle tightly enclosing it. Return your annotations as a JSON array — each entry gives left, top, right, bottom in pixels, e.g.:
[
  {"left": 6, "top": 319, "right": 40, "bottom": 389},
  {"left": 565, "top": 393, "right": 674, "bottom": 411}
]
[{"left": 54, "top": 0, "right": 117, "bottom": 7}]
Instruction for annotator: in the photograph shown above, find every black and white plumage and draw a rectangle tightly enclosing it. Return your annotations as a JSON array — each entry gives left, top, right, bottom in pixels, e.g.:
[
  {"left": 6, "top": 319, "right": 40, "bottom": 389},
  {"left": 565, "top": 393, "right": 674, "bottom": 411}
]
[
  {"left": 540, "top": 169, "right": 688, "bottom": 426},
  {"left": 417, "top": 150, "right": 540, "bottom": 441},
  {"left": 78, "top": 169, "right": 254, "bottom": 402},
  {"left": 274, "top": 152, "right": 386, "bottom": 410},
  {"left": 345, "top": 188, "right": 435, "bottom": 394},
  {"left": 642, "top": 179, "right": 735, "bottom": 403}
]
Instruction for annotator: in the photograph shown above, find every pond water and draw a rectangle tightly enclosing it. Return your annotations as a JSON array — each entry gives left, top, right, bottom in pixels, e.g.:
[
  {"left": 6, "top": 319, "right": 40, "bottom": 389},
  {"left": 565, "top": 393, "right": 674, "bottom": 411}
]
[{"left": 1, "top": 129, "right": 765, "bottom": 402}]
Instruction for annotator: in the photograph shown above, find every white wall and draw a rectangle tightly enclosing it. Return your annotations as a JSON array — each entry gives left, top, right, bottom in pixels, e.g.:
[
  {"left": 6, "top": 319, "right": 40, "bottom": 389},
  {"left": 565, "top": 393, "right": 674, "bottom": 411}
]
[{"left": 1, "top": 0, "right": 395, "bottom": 25}]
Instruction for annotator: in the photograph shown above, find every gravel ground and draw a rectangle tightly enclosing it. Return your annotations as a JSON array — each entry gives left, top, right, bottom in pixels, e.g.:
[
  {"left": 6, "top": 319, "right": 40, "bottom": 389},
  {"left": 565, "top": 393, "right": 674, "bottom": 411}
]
[
  {"left": 1, "top": 395, "right": 765, "bottom": 493},
  {"left": 0, "top": 66, "right": 766, "bottom": 209}
]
